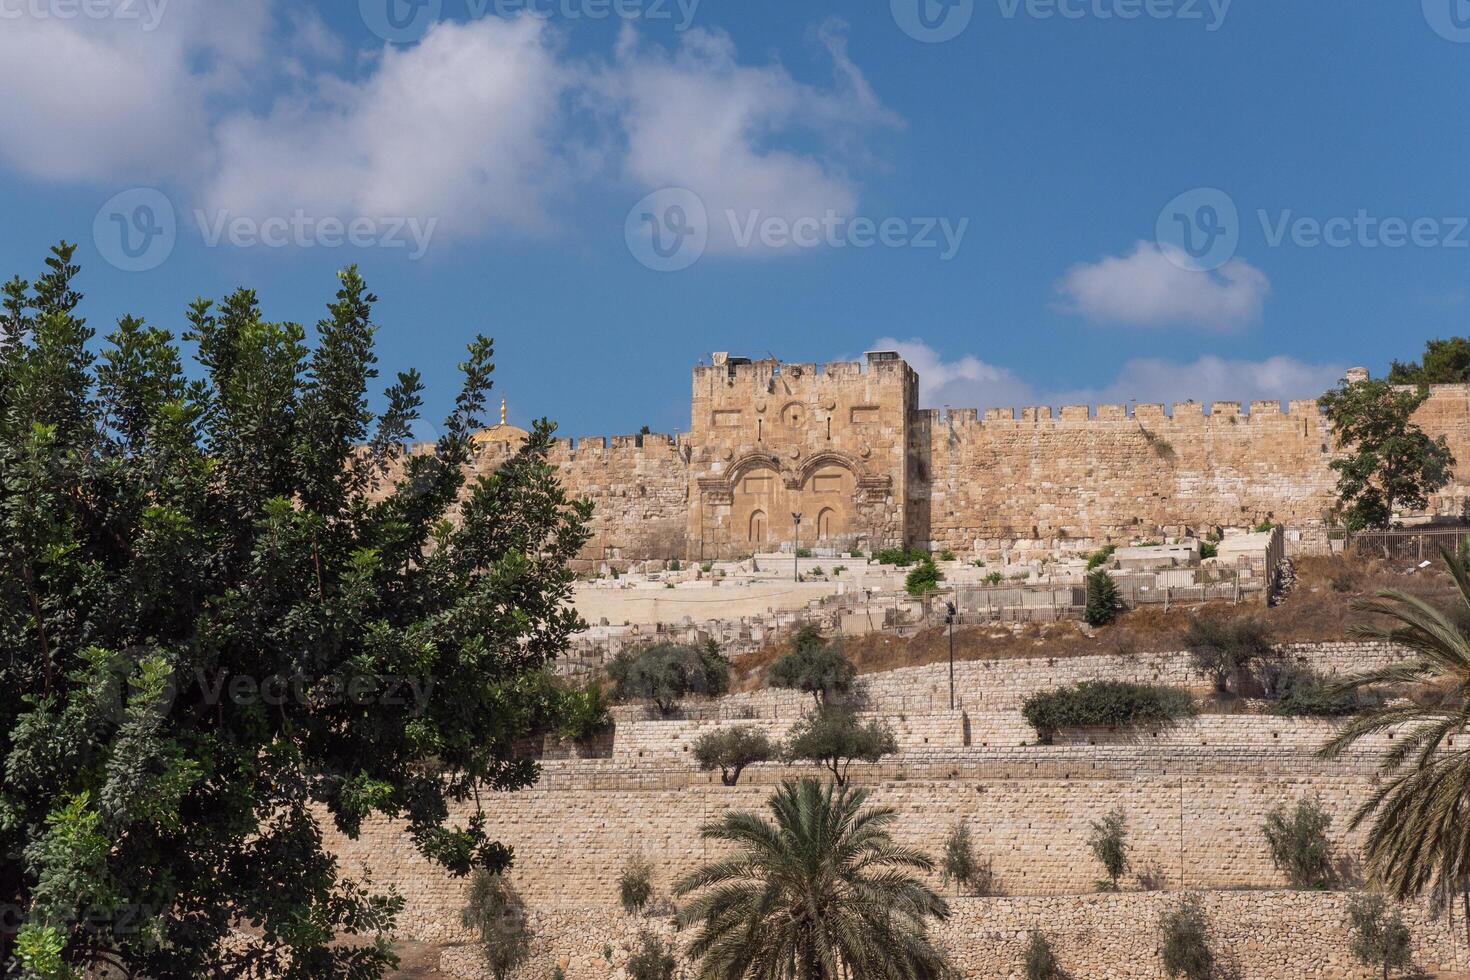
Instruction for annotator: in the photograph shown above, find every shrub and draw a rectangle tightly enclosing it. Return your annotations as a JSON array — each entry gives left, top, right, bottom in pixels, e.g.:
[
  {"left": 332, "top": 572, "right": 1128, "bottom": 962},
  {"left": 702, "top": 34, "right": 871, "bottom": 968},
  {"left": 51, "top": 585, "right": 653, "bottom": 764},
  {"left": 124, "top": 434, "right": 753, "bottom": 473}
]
[
  {"left": 1272, "top": 667, "right": 1360, "bottom": 717},
  {"left": 1088, "top": 808, "right": 1129, "bottom": 891},
  {"left": 557, "top": 682, "right": 612, "bottom": 744},
  {"left": 1160, "top": 895, "right": 1214, "bottom": 980},
  {"left": 1262, "top": 795, "right": 1334, "bottom": 889},
  {"left": 668, "top": 559, "right": 681, "bottom": 571},
  {"left": 876, "top": 546, "right": 928, "bottom": 567},
  {"left": 984, "top": 571, "right": 1004, "bottom": 585},
  {"left": 461, "top": 871, "right": 532, "bottom": 980},
  {"left": 769, "top": 626, "right": 856, "bottom": 707},
  {"left": 1024, "top": 930, "right": 1059, "bottom": 980},
  {"left": 1086, "top": 544, "right": 1118, "bottom": 570},
  {"left": 1254, "top": 520, "right": 1278, "bottom": 533},
  {"left": 1199, "top": 541, "right": 1218, "bottom": 560},
  {"left": 783, "top": 705, "right": 897, "bottom": 786},
  {"left": 905, "top": 559, "right": 943, "bottom": 597},
  {"left": 1021, "top": 681, "right": 1197, "bottom": 743},
  {"left": 693, "top": 726, "right": 776, "bottom": 786},
  {"left": 1184, "top": 614, "right": 1277, "bottom": 694},
  {"left": 940, "top": 819, "right": 994, "bottom": 896},
  {"left": 1347, "top": 893, "right": 1413, "bottom": 980},
  {"left": 1084, "top": 569, "right": 1125, "bottom": 626},
  {"left": 607, "top": 642, "right": 731, "bottom": 716},
  {"left": 700, "top": 561, "right": 714, "bottom": 573},
  {"left": 618, "top": 853, "right": 655, "bottom": 915},
  {"left": 626, "top": 929, "right": 677, "bottom": 980},
  {"left": 796, "top": 547, "right": 812, "bottom": 558},
  {"left": 938, "top": 549, "right": 957, "bottom": 562}
]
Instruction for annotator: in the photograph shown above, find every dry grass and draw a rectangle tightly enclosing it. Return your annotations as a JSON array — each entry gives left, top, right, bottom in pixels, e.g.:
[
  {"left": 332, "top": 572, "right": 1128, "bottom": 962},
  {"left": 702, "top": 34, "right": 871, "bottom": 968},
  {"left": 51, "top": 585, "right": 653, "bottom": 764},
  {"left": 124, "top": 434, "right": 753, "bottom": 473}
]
[{"left": 730, "top": 550, "right": 1469, "bottom": 688}]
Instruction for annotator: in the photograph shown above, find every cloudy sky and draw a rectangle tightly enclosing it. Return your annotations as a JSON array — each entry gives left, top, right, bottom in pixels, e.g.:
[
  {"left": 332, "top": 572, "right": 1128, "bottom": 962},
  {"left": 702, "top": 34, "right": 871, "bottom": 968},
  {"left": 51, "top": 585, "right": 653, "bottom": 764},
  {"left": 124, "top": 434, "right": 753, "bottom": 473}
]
[{"left": 0, "top": 1, "right": 1463, "bottom": 433}]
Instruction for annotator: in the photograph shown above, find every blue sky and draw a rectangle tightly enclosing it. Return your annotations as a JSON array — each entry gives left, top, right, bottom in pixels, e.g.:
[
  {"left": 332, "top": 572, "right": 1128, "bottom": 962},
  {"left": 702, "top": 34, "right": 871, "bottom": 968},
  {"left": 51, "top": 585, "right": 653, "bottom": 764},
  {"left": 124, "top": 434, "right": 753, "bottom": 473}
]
[{"left": 2, "top": 0, "right": 1468, "bottom": 437}]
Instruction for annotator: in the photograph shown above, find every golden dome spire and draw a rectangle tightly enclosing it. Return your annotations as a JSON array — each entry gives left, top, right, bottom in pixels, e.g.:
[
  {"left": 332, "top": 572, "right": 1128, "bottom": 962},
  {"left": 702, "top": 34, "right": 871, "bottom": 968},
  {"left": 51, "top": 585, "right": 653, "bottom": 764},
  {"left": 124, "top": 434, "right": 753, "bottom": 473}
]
[{"left": 500, "top": 397, "right": 507, "bottom": 426}]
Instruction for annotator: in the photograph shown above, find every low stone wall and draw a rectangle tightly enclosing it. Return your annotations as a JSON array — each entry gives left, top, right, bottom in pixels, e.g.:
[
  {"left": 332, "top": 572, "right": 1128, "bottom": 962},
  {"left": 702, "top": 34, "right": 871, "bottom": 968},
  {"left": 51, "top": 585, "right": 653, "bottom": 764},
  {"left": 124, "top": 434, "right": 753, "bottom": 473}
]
[{"left": 438, "top": 892, "right": 1469, "bottom": 979}]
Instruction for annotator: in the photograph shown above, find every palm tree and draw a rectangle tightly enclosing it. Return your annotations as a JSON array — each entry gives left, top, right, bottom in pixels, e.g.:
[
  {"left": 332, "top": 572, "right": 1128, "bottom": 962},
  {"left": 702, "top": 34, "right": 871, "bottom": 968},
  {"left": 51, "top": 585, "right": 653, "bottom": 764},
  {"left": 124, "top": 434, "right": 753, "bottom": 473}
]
[
  {"left": 674, "top": 778, "right": 953, "bottom": 980},
  {"left": 1320, "top": 547, "right": 1470, "bottom": 939}
]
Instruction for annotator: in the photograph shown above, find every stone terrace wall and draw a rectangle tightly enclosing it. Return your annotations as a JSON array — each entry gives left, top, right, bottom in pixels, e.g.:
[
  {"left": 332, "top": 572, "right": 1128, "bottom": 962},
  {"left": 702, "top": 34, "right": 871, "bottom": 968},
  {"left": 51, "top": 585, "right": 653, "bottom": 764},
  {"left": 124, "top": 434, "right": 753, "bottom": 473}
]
[{"left": 438, "top": 893, "right": 1470, "bottom": 980}]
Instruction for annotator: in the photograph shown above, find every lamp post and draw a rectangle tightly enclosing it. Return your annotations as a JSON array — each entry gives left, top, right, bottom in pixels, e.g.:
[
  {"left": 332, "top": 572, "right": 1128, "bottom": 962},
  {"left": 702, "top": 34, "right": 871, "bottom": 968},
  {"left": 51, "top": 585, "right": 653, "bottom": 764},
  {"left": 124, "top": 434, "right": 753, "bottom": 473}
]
[
  {"left": 791, "top": 513, "right": 803, "bottom": 582},
  {"left": 945, "top": 600, "right": 957, "bottom": 710}
]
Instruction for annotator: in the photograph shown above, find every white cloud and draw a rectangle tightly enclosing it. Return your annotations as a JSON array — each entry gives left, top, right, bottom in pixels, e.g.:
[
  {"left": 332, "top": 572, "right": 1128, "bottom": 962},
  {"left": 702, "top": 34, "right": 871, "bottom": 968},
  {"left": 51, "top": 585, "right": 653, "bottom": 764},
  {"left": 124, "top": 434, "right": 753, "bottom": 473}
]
[
  {"left": 1055, "top": 241, "right": 1271, "bottom": 330},
  {"left": 202, "top": 16, "right": 575, "bottom": 238},
  {"left": 874, "top": 338, "right": 1345, "bottom": 413},
  {"left": 0, "top": 1, "right": 272, "bottom": 183},
  {"left": 602, "top": 20, "right": 900, "bottom": 254}
]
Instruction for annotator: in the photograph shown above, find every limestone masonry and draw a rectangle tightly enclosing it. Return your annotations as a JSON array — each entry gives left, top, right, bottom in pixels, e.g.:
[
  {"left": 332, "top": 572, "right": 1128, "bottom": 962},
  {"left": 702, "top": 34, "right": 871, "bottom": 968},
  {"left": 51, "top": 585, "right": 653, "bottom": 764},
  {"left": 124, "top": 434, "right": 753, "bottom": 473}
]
[{"left": 452, "top": 353, "right": 1470, "bottom": 566}]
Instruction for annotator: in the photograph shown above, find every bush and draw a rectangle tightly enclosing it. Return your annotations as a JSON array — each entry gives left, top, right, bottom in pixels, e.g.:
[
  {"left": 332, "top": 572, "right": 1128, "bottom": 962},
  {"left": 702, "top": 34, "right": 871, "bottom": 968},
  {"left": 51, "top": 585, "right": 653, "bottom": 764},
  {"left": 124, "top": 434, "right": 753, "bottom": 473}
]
[
  {"left": 1160, "top": 895, "right": 1214, "bottom": 980},
  {"left": 796, "top": 547, "right": 812, "bottom": 558},
  {"left": 1347, "top": 893, "right": 1413, "bottom": 980},
  {"left": 1184, "top": 614, "right": 1276, "bottom": 694},
  {"left": 557, "top": 682, "right": 612, "bottom": 744},
  {"left": 940, "top": 819, "right": 993, "bottom": 896},
  {"left": 1262, "top": 795, "right": 1334, "bottom": 889},
  {"left": 607, "top": 642, "right": 730, "bottom": 716},
  {"left": 769, "top": 626, "right": 856, "bottom": 707},
  {"left": 938, "top": 549, "right": 957, "bottom": 562},
  {"left": 905, "top": 559, "right": 943, "bottom": 597},
  {"left": 1088, "top": 808, "right": 1129, "bottom": 891},
  {"left": 1199, "top": 541, "right": 1218, "bottom": 560},
  {"left": 626, "top": 929, "right": 677, "bottom": 980},
  {"left": 984, "top": 571, "right": 1004, "bottom": 585},
  {"left": 692, "top": 726, "right": 776, "bottom": 786},
  {"left": 783, "top": 705, "right": 897, "bottom": 786},
  {"left": 876, "top": 546, "right": 928, "bottom": 567},
  {"left": 1022, "top": 681, "right": 1197, "bottom": 743},
  {"left": 461, "top": 871, "right": 532, "bottom": 980},
  {"left": 1024, "top": 930, "right": 1059, "bottom": 980},
  {"left": 1086, "top": 544, "right": 1118, "bottom": 570},
  {"left": 1084, "top": 569, "right": 1125, "bottom": 626},
  {"left": 618, "top": 853, "right": 655, "bottom": 915},
  {"left": 1272, "top": 667, "right": 1360, "bottom": 717}
]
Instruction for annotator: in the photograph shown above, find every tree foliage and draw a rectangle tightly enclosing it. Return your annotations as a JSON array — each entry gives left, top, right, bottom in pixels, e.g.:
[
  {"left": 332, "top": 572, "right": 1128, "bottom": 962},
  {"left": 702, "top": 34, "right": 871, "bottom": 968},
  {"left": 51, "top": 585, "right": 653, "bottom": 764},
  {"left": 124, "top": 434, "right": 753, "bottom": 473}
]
[
  {"left": 626, "top": 928, "right": 678, "bottom": 980},
  {"left": 1087, "top": 808, "right": 1130, "bottom": 892},
  {"left": 1347, "top": 893, "right": 1414, "bottom": 980},
  {"left": 692, "top": 726, "right": 776, "bottom": 786},
  {"left": 461, "top": 872, "right": 533, "bottom": 980},
  {"left": 0, "top": 247, "right": 591, "bottom": 977},
  {"left": 1319, "top": 377, "right": 1454, "bottom": 529},
  {"left": 1159, "top": 895, "right": 1213, "bottom": 980},
  {"left": 1262, "top": 796, "right": 1335, "bottom": 889},
  {"left": 1183, "top": 614, "right": 1277, "bottom": 695},
  {"left": 1023, "top": 931, "right": 1059, "bottom": 980},
  {"left": 1084, "top": 569, "right": 1125, "bottom": 626},
  {"left": 768, "top": 626, "right": 856, "bottom": 708},
  {"left": 940, "top": 819, "right": 993, "bottom": 897},
  {"left": 1387, "top": 337, "right": 1470, "bottom": 386},
  {"left": 618, "top": 852, "right": 655, "bottom": 915},
  {"left": 675, "top": 778, "right": 953, "bottom": 980},
  {"left": 904, "top": 559, "right": 943, "bottom": 597},
  {"left": 782, "top": 705, "right": 897, "bottom": 786},
  {"left": 1022, "top": 682, "right": 1196, "bottom": 743},
  {"left": 607, "top": 642, "right": 730, "bottom": 716}
]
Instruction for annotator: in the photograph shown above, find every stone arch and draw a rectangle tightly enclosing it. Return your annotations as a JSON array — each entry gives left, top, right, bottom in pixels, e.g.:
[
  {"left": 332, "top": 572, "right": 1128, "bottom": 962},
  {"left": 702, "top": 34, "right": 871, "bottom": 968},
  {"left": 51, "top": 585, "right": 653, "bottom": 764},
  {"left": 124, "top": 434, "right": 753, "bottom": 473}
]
[
  {"left": 749, "top": 509, "right": 768, "bottom": 543},
  {"left": 816, "top": 507, "right": 838, "bottom": 541},
  {"left": 795, "top": 451, "right": 863, "bottom": 486}
]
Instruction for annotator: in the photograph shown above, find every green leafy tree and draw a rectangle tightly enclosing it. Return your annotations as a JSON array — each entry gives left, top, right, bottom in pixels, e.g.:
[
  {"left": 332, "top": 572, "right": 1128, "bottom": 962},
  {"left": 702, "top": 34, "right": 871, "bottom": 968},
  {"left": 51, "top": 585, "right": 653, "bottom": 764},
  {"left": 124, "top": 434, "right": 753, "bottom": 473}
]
[
  {"left": 1319, "top": 377, "right": 1454, "bottom": 529},
  {"left": 556, "top": 680, "right": 613, "bottom": 745},
  {"left": 1387, "top": 337, "right": 1470, "bottom": 385},
  {"left": 768, "top": 626, "right": 856, "bottom": 707},
  {"left": 461, "top": 871, "right": 533, "bottom": 980},
  {"left": 1023, "top": 930, "right": 1059, "bottom": 980},
  {"left": 940, "top": 819, "right": 993, "bottom": 896},
  {"left": 0, "top": 247, "right": 591, "bottom": 977},
  {"left": 1320, "top": 547, "right": 1470, "bottom": 941},
  {"left": 675, "top": 778, "right": 953, "bottom": 980},
  {"left": 618, "top": 851, "right": 656, "bottom": 915},
  {"left": 1084, "top": 569, "right": 1125, "bottom": 626},
  {"left": 693, "top": 726, "right": 776, "bottom": 786},
  {"left": 607, "top": 642, "right": 730, "bottom": 716},
  {"left": 1088, "top": 808, "right": 1130, "bottom": 891},
  {"left": 783, "top": 705, "right": 897, "bottom": 787},
  {"left": 905, "top": 558, "right": 944, "bottom": 597},
  {"left": 1347, "top": 893, "right": 1414, "bottom": 980},
  {"left": 626, "top": 928, "right": 677, "bottom": 980},
  {"left": 1183, "top": 614, "right": 1277, "bottom": 695},
  {"left": 1262, "top": 796, "right": 1335, "bottom": 889},
  {"left": 1159, "top": 895, "right": 1214, "bottom": 980}
]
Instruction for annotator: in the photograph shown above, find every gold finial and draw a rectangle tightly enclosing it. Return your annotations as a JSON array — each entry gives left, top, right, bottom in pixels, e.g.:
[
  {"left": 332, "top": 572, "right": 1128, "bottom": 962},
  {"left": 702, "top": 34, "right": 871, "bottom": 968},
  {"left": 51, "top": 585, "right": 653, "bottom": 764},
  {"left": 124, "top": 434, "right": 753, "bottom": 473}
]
[{"left": 500, "top": 397, "right": 507, "bottom": 426}]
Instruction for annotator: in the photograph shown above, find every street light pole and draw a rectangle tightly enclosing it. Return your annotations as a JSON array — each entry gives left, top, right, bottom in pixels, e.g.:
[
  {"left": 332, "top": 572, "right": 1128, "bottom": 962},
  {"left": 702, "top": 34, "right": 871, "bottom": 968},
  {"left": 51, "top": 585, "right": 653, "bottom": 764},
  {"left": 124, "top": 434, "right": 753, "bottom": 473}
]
[
  {"left": 945, "top": 600, "right": 956, "bottom": 710},
  {"left": 791, "top": 513, "right": 803, "bottom": 582}
]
